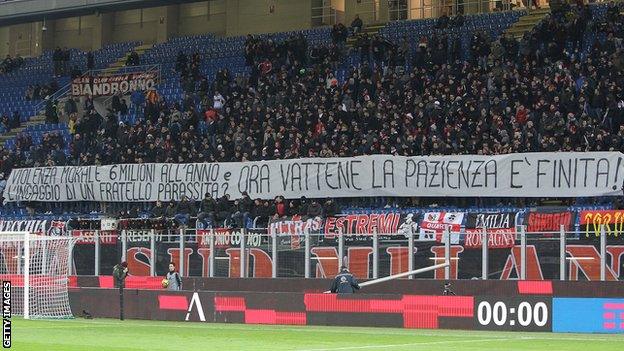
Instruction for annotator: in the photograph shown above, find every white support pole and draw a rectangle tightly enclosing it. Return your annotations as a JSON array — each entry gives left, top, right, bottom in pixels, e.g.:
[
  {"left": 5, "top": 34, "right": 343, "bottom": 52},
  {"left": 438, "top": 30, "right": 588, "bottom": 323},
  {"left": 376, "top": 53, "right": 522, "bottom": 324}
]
[
  {"left": 121, "top": 230, "right": 127, "bottom": 262},
  {"left": 304, "top": 230, "right": 311, "bottom": 279},
  {"left": 323, "top": 262, "right": 450, "bottom": 293},
  {"left": 179, "top": 228, "right": 185, "bottom": 277},
  {"left": 67, "top": 239, "right": 74, "bottom": 276},
  {"left": 240, "top": 229, "right": 246, "bottom": 278},
  {"left": 559, "top": 225, "right": 566, "bottom": 281},
  {"left": 372, "top": 230, "right": 379, "bottom": 279},
  {"left": 23, "top": 232, "right": 30, "bottom": 320},
  {"left": 444, "top": 227, "right": 451, "bottom": 280},
  {"left": 360, "top": 263, "right": 449, "bottom": 288},
  {"left": 600, "top": 225, "right": 606, "bottom": 281},
  {"left": 17, "top": 241, "right": 21, "bottom": 276},
  {"left": 149, "top": 229, "right": 155, "bottom": 277},
  {"left": 407, "top": 230, "right": 414, "bottom": 279},
  {"left": 209, "top": 229, "right": 215, "bottom": 278},
  {"left": 338, "top": 230, "right": 344, "bottom": 273},
  {"left": 520, "top": 226, "right": 527, "bottom": 280},
  {"left": 481, "top": 226, "right": 488, "bottom": 280},
  {"left": 95, "top": 230, "right": 101, "bottom": 276},
  {"left": 41, "top": 239, "right": 48, "bottom": 275},
  {"left": 271, "top": 231, "right": 277, "bottom": 278}
]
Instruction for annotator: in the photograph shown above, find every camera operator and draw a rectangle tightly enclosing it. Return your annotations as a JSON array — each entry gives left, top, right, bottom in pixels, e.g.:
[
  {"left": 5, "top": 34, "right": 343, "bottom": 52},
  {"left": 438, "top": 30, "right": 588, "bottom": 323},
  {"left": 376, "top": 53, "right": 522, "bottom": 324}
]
[{"left": 112, "top": 261, "right": 129, "bottom": 320}]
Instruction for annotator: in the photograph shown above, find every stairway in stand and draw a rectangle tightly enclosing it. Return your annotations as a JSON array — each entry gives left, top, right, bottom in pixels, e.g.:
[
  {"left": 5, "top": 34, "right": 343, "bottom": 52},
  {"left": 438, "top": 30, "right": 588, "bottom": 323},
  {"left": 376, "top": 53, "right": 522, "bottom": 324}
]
[
  {"left": 0, "top": 114, "right": 46, "bottom": 144},
  {"left": 347, "top": 23, "right": 387, "bottom": 48},
  {"left": 106, "top": 43, "right": 154, "bottom": 71},
  {"left": 505, "top": 6, "right": 551, "bottom": 39}
]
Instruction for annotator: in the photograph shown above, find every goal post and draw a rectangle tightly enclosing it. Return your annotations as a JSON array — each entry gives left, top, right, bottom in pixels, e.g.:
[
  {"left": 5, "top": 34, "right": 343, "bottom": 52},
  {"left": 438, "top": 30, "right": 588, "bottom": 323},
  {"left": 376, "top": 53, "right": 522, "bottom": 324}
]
[{"left": 0, "top": 231, "right": 78, "bottom": 319}]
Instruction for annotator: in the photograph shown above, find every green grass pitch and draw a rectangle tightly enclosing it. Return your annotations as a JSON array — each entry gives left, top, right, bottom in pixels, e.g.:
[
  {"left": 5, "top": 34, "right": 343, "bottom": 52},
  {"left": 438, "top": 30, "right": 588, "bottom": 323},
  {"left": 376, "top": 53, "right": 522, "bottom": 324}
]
[{"left": 10, "top": 318, "right": 624, "bottom": 351}]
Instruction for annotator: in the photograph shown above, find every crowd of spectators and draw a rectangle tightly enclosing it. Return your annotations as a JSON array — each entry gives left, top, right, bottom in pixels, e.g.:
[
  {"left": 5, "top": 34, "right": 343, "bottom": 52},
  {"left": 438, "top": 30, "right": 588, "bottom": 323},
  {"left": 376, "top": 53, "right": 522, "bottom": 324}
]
[
  {"left": 0, "top": 54, "right": 23, "bottom": 74},
  {"left": 144, "top": 192, "right": 341, "bottom": 229},
  {"left": 1, "top": 3, "right": 623, "bottom": 213}
]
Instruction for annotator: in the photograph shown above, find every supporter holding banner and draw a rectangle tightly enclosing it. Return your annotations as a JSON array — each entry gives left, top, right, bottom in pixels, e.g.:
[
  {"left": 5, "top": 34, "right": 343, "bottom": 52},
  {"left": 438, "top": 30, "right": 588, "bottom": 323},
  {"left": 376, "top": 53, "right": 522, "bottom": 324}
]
[
  {"left": 464, "top": 212, "right": 518, "bottom": 249},
  {"left": 4, "top": 152, "right": 624, "bottom": 203}
]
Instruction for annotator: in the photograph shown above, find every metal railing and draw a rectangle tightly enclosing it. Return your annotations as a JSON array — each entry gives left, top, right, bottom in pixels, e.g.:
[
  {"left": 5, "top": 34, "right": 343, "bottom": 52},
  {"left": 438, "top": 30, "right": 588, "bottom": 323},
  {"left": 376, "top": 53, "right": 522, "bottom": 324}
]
[
  {"left": 68, "top": 224, "right": 622, "bottom": 282},
  {"left": 354, "top": 0, "right": 380, "bottom": 23},
  {"left": 311, "top": 2, "right": 338, "bottom": 27},
  {"left": 388, "top": 0, "right": 515, "bottom": 21}
]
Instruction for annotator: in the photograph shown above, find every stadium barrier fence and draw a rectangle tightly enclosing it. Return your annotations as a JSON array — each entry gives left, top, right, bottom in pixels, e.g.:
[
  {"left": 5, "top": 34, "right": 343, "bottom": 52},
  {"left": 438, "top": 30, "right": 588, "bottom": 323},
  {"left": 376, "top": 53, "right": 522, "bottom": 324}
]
[{"left": 66, "top": 224, "right": 623, "bottom": 281}]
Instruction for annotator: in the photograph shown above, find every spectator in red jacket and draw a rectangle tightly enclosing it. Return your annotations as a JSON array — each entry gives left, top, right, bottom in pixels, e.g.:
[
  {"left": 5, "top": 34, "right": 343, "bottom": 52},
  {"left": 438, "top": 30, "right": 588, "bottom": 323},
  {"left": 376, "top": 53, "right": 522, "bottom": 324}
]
[{"left": 273, "top": 196, "right": 287, "bottom": 219}]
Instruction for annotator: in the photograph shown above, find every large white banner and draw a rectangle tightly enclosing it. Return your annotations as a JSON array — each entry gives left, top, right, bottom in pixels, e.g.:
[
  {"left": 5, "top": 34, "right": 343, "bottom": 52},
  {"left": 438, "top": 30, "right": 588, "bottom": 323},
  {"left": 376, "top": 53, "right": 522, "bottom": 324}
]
[{"left": 3, "top": 152, "right": 623, "bottom": 202}]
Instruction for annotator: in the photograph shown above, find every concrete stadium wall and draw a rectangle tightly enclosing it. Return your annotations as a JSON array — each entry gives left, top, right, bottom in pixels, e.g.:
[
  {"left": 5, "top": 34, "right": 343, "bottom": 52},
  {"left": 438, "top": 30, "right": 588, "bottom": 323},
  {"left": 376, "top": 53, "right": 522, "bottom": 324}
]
[
  {"left": 5, "top": 22, "right": 43, "bottom": 57},
  {"left": 0, "top": 0, "right": 503, "bottom": 57},
  {"left": 111, "top": 8, "right": 160, "bottom": 44},
  {"left": 0, "top": 26, "right": 9, "bottom": 58},
  {"left": 224, "top": 0, "right": 312, "bottom": 36},
  {"left": 53, "top": 16, "right": 97, "bottom": 51},
  {"left": 0, "top": 0, "right": 317, "bottom": 56},
  {"left": 178, "top": 1, "right": 227, "bottom": 37}
]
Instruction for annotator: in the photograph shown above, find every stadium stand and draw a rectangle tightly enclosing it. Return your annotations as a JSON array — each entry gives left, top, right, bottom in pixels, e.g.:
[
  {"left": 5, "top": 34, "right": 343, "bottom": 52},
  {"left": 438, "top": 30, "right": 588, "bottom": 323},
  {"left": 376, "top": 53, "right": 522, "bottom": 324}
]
[{"left": 0, "top": 2, "right": 623, "bottom": 224}]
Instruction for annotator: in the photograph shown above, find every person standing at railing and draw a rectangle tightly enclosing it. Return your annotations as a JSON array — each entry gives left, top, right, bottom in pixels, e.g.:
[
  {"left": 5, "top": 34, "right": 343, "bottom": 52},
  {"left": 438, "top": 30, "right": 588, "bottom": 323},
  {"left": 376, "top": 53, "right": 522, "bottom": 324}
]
[
  {"left": 174, "top": 195, "right": 196, "bottom": 228},
  {"left": 175, "top": 51, "right": 187, "bottom": 73},
  {"left": 197, "top": 193, "right": 217, "bottom": 228},
  {"left": 87, "top": 51, "right": 94, "bottom": 70},
  {"left": 62, "top": 47, "right": 71, "bottom": 76},
  {"left": 251, "top": 199, "right": 269, "bottom": 227},
  {"left": 273, "top": 196, "right": 287, "bottom": 219},
  {"left": 45, "top": 96, "right": 58, "bottom": 124},
  {"left": 215, "top": 194, "right": 232, "bottom": 227},
  {"left": 165, "top": 201, "right": 177, "bottom": 220},
  {"left": 232, "top": 191, "right": 253, "bottom": 228},
  {"left": 130, "top": 89, "right": 145, "bottom": 117},
  {"left": 307, "top": 199, "right": 324, "bottom": 219},
  {"left": 84, "top": 94, "right": 94, "bottom": 112},
  {"left": 112, "top": 92, "right": 124, "bottom": 116},
  {"left": 151, "top": 200, "right": 166, "bottom": 218},
  {"left": 64, "top": 97, "right": 78, "bottom": 117},
  {"left": 324, "top": 199, "right": 340, "bottom": 217},
  {"left": 53, "top": 47, "right": 63, "bottom": 77}
]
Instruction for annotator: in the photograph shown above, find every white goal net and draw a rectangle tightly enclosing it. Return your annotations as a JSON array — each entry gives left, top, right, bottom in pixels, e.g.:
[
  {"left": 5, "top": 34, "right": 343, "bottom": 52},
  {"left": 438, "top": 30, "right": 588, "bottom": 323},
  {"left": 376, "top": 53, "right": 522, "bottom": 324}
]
[{"left": 0, "top": 232, "right": 77, "bottom": 319}]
